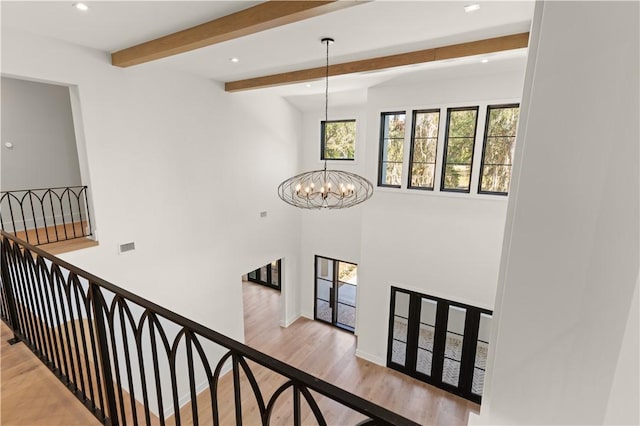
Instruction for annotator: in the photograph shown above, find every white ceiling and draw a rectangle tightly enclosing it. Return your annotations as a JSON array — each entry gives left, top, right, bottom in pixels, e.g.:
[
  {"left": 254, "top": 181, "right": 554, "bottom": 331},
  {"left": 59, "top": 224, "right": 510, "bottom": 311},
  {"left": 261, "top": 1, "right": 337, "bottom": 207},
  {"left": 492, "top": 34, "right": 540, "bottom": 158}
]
[{"left": 1, "top": 1, "right": 534, "bottom": 109}]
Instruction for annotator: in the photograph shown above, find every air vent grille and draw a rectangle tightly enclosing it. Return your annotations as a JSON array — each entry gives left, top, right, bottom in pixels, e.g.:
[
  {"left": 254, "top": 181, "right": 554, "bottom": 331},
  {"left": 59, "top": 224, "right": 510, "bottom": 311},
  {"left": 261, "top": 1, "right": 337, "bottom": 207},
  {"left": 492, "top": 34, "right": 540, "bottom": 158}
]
[{"left": 119, "top": 242, "right": 135, "bottom": 254}]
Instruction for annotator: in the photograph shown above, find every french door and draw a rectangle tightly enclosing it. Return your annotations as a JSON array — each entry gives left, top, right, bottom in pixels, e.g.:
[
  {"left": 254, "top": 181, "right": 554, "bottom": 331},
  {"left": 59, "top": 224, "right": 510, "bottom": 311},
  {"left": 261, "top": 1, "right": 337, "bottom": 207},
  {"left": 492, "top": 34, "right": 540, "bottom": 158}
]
[
  {"left": 314, "top": 256, "right": 358, "bottom": 332},
  {"left": 387, "top": 286, "right": 492, "bottom": 403}
]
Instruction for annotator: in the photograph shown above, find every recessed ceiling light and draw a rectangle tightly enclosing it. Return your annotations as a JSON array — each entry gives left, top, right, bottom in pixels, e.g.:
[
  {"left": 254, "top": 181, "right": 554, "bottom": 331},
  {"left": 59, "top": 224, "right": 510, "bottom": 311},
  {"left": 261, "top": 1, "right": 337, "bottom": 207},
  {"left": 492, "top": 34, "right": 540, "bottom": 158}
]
[
  {"left": 73, "top": 2, "right": 89, "bottom": 11},
  {"left": 229, "top": 57, "right": 240, "bottom": 63},
  {"left": 305, "top": 83, "right": 312, "bottom": 88},
  {"left": 481, "top": 58, "right": 489, "bottom": 64},
  {"left": 464, "top": 3, "right": 480, "bottom": 13}
]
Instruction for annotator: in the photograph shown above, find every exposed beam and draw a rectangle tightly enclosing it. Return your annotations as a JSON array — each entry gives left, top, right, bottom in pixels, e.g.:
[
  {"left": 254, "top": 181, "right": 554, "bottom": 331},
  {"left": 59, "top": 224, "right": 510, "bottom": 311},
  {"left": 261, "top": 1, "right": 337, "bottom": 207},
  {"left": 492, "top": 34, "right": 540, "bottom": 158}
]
[
  {"left": 112, "top": 1, "right": 363, "bottom": 68},
  {"left": 225, "top": 32, "right": 530, "bottom": 92}
]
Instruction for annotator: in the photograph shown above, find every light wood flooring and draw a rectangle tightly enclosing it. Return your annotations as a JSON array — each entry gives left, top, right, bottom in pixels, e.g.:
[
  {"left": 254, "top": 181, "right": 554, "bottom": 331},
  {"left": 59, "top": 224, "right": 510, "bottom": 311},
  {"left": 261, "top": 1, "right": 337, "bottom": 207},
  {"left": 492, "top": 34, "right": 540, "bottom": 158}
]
[
  {"left": 0, "top": 280, "right": 479, "bottom": 426},
  {"left": 8, "top": 221, "right": 98, "bottom": 255},
  {"left": 0, "top": 321, "right": 101, "bottom": 426},
  {"left": 239, "top": 281, "right": 480, "bottom": 426}
]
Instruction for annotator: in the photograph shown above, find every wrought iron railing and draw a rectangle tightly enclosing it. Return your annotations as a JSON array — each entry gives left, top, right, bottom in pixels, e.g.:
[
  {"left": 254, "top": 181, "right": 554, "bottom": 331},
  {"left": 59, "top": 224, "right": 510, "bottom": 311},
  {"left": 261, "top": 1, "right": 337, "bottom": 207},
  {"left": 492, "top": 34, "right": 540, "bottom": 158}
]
[
  {"left": 0, "top": 231, "right": 419, "bottom": 426},
  {"left": 0, "top": 186, "right": 92, "bottom": 246}
]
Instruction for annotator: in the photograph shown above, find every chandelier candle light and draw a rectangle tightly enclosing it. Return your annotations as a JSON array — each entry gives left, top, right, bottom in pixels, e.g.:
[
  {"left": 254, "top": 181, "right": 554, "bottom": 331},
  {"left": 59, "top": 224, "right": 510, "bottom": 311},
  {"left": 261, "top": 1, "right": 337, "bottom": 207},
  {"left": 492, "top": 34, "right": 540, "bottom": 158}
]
[{"left": 277, "top": 38, "right": 374, "bottom": 209}]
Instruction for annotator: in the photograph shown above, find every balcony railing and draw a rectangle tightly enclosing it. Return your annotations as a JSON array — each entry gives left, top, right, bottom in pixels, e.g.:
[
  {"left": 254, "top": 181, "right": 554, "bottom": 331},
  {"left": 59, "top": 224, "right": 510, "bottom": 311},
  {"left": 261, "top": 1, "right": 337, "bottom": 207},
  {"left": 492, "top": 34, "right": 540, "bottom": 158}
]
[
  {"left": 0, "top": 231, "right": 419, "bottom": 426},
  {"left": 0, "top": 186, "right": 92, "bottom": 246}
]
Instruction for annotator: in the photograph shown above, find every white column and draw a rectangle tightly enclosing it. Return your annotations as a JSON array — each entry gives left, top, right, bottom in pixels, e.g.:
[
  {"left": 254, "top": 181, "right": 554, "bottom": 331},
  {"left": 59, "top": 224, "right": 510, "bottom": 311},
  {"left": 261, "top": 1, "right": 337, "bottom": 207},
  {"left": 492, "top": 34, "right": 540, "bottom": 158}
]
[{"left": 477, "top": 1, "right": 639, "bottom": 424}]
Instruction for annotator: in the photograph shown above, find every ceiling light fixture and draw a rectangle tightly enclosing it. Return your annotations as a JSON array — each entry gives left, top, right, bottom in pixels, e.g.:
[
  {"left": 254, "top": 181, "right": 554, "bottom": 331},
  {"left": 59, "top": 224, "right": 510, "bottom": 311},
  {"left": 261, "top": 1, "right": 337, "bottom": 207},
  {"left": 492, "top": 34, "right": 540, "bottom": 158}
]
[
  {"left": 230, "top": 57, "right": 240, "bottom": 63},
  {"left": 481, "top": 58, "right": 489, "bottom": 63},
  {"left": 277, "top": 37, "right": 373, "bottom": 210},
  {"left": 73, "top": 2, "right": 89, "bottom": 11},
  {"left": 464, "top": 3, "right": 480, "bottom": 13}
]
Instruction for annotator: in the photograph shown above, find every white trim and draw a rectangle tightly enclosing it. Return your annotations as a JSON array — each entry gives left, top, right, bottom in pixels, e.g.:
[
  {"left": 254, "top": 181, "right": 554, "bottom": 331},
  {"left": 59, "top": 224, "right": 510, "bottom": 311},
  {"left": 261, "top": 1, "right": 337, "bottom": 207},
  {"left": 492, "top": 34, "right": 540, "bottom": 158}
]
[
  {"left": 280, "top": 313, "right": 301, "bottom": 328},
  {"left": 355, "top": 349, "right": 385, "bottom": 367}
]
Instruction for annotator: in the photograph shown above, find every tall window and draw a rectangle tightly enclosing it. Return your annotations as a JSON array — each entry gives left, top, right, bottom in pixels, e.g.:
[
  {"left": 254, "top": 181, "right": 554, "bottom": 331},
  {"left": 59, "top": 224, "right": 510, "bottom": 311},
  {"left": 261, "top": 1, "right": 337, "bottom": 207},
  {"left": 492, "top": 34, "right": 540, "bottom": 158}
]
[
  {"left": 441, "top": 107, "right": 479, "bottom": 192},
  {"left": 408, "top": 109, "right": 440, "bottom": 190},
  {"left": 378, "top": 112, "right": 406, "bottom": 187},
  {"left": 321, "top": 119, "right": 356, "bottom": 160},
  {"left": 478, "top": 104, "right": 520, "bottom": 194}
]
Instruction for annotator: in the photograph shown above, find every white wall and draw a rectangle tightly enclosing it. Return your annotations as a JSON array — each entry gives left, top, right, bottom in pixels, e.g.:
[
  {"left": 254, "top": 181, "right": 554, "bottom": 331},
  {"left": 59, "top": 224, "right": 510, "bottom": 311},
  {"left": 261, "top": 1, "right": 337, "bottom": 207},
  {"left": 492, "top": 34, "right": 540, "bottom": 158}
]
[
  {"left": 1, "top": 76, "right": 82, "bottom": 191},
  {"left": 1, "top": 27, "right": 303, "bottom": 412},
  {"left": 298, "top": 67, "right": 527, "bottom": 364},
  {"left": 478, "top": 2, "right": 639, "bottom": 424}
]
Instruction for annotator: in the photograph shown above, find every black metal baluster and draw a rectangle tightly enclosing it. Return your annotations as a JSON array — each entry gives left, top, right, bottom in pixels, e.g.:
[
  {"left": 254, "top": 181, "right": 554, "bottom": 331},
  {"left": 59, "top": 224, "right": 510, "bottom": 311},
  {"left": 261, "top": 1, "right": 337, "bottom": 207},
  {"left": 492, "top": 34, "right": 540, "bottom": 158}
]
[
  {"left": 35, "top": 191, "right": 51, "bottom": 244},
  {"left": 47, "top": 265, "right": 72, "bottom": 383},
  {"left": 293, "top": 384, "right": 301, "bottom": 426},
  {"left": 186, "top": 333, "right": 199, "bottom": 426},
  {"left": 83, "top": 187, "right": 92, "bottom": 237},
  {"left": 71, "top": 275, "right": 96, "bottom": 407},
  {"left": 91, "top": 284, "right": 119, "bottom": 426},
  {"left": 27, "top": 191, "right": 42, "bottom": 245},
  {"left": 24, "top": 254, "right": 50, "bottom": 361},
  {"left": 1, "top": 237, "right": 22, "bottom": 344},
  {"left": 135, "top": 313, "right": 152, "bottom": 426},
  {"left": 66, "top": 188, "right": 78, "bottom": 239},
  {"left": 107, "top": 301, "right": 128, "bottom": 426},
  {"left": 84, "top": 294, "right": 106, "bottom": 419},
  {"left": 148, "top": 317, "right": 166, "bottom": 426},
  {"left": 53, "top": 266, "right": 79, "bottom": 390},
  {"left": 232, "top": 354, "right": 242, "bottom": 426},
  {"left": 118, "top": 302, "right": 139, "bottom": 426},
  {"left": 47, "top": 190, "right": 61, "bottom": 242}
]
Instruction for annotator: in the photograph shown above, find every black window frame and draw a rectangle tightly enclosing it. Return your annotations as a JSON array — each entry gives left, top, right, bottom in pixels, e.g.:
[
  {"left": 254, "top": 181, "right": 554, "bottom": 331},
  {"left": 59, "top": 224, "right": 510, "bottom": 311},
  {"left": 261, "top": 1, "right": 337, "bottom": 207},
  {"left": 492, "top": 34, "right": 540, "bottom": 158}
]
[
  {"left": 247, "top": 259, "right": 281, "bottom": 291},
  {"left": 377, "top": 111, "right": 406, "bottom": 188},
  {"left": 314, "top": 255, "right": 358, "bottom": 333},
  {"left": 320, "top": 119, "right": 357, "bottom": 161},
  {"left": 478, "top": 103, "right": 520, "bottom": 196},
  {"left": 408, "top": 109, "right": 441, "bottom": 191},
  {"left": 387, "top": 286, "right": 492, "bottom": 404},
  {"left": 440, "top": 106, "right": 480, "bottom": 193}
]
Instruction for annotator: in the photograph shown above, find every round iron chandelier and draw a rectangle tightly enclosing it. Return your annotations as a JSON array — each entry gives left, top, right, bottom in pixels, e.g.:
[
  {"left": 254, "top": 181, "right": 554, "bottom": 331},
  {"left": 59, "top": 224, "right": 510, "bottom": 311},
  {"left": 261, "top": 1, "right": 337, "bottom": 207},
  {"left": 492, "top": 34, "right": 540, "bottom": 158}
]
[{"left": 277, "top": 37, "right": 374, "bottom": 209}]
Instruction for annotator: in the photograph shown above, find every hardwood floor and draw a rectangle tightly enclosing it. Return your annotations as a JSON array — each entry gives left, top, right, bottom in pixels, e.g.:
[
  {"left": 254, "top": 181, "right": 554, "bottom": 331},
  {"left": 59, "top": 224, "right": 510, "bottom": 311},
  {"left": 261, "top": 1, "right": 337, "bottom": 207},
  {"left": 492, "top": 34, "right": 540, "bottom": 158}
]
[
  {"left": 0, "top": 279, "right": 479, "bottom": 425},
  {"left": 8, "top": 221, "right": 98, "bottom": 255},
  {"left": 0, "top": 322, "right": 101, "bottom": 426},
  {"left": 238, "top": 281, "right": 480, "bottom": 426}
]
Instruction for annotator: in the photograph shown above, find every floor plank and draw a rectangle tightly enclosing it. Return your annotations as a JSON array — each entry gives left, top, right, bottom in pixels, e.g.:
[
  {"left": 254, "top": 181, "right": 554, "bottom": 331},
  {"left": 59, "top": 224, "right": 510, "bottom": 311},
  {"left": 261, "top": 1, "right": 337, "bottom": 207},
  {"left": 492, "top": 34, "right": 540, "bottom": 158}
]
[
  {"left": 239, "top": 281, "right": 480, "bottom": 426},
  {"left": 0, "top": 322, "right": 102, "bottom": 426}
]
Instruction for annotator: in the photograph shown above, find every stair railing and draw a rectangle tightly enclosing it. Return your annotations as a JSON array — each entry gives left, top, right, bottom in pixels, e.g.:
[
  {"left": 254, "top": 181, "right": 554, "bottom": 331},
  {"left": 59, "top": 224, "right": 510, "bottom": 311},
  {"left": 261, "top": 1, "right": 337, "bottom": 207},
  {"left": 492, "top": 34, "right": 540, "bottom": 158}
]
[
  {"left": 0, "top": 231, "right": 419, "bottom": 426},
  {"left": 0, "top": 186, "right": 93, "bottom": 246}
]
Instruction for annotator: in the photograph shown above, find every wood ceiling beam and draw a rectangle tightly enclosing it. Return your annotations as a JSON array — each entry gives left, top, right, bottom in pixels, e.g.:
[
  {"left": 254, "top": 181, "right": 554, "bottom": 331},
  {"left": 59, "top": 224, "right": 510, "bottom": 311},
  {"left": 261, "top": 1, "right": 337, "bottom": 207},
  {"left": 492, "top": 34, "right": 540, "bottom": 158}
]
[
  {"left": 225, "top": 32, "right": 530, "bottom": 92},
  {"left": 111, "top": 1, "right": 363, "bottom": 68}
]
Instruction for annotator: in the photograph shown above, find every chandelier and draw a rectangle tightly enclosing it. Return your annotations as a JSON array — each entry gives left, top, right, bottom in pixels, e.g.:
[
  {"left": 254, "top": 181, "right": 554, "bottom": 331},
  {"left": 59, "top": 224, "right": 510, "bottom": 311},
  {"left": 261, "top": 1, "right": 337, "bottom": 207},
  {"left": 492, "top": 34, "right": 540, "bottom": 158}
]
[{"left": 277, "top": 38, "right": 374, "bottom": 209}]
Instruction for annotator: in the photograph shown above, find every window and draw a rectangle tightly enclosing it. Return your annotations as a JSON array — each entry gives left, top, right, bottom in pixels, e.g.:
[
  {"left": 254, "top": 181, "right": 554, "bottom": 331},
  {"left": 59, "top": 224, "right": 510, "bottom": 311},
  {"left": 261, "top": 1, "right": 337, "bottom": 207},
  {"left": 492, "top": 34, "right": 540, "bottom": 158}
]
[
  {"left": 321, "top": 119, "right": 356, "bottom": 160},
  {"left": 378, "top": 112, "right": 406, "bottom": 187},
  {"left": 441, "top": 107, "right": 479, "bottom": 192},
  {"left": 315, "top": 256, "right": 358, "bottom": 332},
  {"left": 408, "top": 109, "right": 440, "bottom": 190},
  {"left": 387, "top": 286, "right": 492, "bottom": 403},
  {"left": 478, "top": 104, "right": 520, "bottom": 195},
  {"left": 246, "top": 259, "right": 281, "bottom": 290}
]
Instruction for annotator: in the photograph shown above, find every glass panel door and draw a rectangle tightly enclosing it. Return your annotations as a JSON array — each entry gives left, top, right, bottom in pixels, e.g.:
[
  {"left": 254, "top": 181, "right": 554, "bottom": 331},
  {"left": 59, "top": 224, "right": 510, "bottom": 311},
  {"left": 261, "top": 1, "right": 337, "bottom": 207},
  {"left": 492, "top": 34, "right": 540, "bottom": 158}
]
[
  {"left": 442, "top": 305, "right": 467, "bottom": 387},
  {"left": 472, "top": 313, "right": 492, "bottom": 397},
  {"left": 416, "top": 297, "right": 437, "bottom": 376},
  {"left": 386, "top": 286, "right": 491, "bottom": 403},
  {"left": 315, "top": 257, "right": 334, "bottom": 324},
  {"left": 336, "top": 261, "right": 357, "bottom": 331},
  {"left": 314, "top": 256, "right": 359, "bottom": 333},
  {"left": 390, "top": 291, "right": 410, "bottom": 367}
]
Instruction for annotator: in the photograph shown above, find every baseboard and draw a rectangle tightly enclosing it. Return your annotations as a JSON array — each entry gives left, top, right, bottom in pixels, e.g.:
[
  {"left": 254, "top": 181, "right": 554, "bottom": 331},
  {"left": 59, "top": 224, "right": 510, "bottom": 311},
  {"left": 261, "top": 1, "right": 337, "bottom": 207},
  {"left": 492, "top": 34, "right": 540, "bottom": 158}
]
[
  {"left": 280, "top": 313, "right": 301, "bottom": 328},
  {"left": 161, "top": 361, "right": 232, "bottom": 420},
  {"left": 355, "top": 349, "right": 385, "bottom": 366}
]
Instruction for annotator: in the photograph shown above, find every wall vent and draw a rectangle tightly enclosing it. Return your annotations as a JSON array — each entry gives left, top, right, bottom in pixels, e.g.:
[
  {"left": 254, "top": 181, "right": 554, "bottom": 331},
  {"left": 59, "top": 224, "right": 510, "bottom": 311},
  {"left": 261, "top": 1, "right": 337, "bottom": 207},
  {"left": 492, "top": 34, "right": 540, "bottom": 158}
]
[{"left": 118, "top": 242, "right": 135, "bottom": 254}]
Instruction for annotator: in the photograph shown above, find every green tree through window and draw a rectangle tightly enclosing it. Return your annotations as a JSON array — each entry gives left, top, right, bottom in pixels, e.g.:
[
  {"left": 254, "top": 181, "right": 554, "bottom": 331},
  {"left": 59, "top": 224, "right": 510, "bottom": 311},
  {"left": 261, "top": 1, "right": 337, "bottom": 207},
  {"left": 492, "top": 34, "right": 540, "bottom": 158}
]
[
  {"left": 441, "top": 107, "right": 479, "bottom": 192},
  {"left": 409, "top": 110, "right": 440, "bottom": 189},
  {"left": 321, "top": 120, "right": 356, "bottom": 160},
  {"left": 378, "top": 112, "right": 406, "bottom": 187},
  {"left": 479, "top": 104, "right": 520, "bottom": 194}
]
